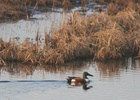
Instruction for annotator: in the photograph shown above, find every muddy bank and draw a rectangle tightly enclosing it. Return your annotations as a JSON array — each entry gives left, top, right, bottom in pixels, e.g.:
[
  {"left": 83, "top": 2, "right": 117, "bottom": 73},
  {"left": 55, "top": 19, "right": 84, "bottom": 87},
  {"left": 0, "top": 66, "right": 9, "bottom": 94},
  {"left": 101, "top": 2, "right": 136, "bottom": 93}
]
[{"left": 0, "top": 8, "right": 140, "bottom": 66}]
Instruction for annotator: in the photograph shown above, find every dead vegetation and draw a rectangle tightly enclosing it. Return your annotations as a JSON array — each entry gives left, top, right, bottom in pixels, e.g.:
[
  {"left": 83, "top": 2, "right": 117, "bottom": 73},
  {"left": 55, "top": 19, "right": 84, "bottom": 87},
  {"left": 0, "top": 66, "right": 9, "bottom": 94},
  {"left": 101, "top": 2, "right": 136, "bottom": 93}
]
[{"left": 44, "top": 8, "right": 140, "bottom": 64}]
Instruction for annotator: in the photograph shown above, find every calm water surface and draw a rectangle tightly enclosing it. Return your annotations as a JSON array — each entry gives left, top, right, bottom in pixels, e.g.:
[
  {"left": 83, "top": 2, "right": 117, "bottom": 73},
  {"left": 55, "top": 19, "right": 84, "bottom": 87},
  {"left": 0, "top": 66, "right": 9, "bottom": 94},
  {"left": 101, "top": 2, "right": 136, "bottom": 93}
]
[{"left": 0, "top": 58, "right": 140, "bottom": 100}]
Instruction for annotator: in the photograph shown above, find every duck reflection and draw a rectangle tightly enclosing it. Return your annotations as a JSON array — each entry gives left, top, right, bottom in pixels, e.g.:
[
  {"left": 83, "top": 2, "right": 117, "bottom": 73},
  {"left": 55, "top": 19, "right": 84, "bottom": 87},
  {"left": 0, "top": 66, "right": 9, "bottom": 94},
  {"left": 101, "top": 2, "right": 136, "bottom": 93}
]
[
  {"left": 67, "top": 81, "right": 93, "bottom": 90},
  {"left": 82, "top": 83, "right": 93, "bottom": 90}
]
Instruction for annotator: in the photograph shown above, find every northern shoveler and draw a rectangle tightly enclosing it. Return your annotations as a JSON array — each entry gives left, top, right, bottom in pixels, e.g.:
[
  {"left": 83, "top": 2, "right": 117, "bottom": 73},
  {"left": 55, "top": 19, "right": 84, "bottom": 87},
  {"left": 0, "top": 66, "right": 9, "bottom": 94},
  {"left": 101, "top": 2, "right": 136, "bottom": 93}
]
[{"left": 67, "top": 72, "right": 93, "bottom": 86}]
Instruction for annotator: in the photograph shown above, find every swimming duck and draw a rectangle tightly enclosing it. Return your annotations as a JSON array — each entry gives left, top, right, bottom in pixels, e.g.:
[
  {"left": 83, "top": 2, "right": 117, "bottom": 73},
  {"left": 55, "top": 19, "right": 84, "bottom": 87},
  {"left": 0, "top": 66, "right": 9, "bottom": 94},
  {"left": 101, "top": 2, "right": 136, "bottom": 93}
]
[{"left": 67, "top": 72, "right": 93, "bottom": 86}]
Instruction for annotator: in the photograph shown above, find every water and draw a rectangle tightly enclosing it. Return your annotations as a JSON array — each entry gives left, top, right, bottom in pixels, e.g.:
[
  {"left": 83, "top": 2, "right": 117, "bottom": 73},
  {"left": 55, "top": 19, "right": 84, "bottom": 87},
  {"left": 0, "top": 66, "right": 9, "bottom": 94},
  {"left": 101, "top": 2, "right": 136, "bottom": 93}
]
[
  {"left": 0, "top": 58, "right": 140, "bottom": 100},
  {"left": 0, "top": 12, "right": 63, "bottom": 42}
]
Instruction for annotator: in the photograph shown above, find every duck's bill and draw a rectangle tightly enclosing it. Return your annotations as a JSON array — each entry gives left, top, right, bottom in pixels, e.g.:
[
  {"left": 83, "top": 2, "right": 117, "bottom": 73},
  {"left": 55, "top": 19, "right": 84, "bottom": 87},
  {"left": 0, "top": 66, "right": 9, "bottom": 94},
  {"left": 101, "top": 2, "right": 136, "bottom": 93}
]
[{"left": 88, "top": 73, "right": 93, "bottom": 77}]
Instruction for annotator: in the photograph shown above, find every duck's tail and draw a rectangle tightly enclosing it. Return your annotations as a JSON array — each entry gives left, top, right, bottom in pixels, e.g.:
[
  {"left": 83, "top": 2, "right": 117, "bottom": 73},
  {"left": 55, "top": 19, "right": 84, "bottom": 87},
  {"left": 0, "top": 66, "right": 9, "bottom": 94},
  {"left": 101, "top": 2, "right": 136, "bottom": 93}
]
[
  {"left": 66, "top": 76, "right": 72, "bottom": 84},
  {"left": 66, "top": 76, "right": 80, "bottom": 84}
]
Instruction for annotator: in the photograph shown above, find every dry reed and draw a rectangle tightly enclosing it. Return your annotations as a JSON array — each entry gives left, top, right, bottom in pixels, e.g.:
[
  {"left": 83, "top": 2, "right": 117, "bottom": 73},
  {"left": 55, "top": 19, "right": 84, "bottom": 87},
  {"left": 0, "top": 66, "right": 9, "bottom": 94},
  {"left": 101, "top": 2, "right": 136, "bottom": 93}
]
[{"left": 44, "top": 8, "right": 140, "bottom": 63}]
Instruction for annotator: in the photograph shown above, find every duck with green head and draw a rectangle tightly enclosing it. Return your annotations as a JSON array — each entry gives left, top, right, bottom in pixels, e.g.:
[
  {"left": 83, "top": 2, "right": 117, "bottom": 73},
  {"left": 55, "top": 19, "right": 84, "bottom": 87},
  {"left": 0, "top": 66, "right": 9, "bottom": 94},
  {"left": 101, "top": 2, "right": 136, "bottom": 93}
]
[{"left": 67, "top": 72, "right": 93, "bottom": 86}]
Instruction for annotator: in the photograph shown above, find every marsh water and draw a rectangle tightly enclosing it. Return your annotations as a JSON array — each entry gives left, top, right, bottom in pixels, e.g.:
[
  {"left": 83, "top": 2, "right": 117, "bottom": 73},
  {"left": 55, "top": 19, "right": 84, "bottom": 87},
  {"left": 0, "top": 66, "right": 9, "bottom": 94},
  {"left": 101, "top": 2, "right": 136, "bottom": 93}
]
[{"left": 0, "top": 58, "right": 140, "bottom": 100}]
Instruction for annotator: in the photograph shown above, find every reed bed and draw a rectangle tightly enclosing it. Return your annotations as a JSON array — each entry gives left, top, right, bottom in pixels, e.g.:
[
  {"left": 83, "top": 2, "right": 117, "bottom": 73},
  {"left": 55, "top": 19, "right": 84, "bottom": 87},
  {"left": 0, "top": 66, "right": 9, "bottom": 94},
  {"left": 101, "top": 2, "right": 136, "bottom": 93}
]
[
  {"left": 1, "top": 8, "right": 140, "bottom": 65},
  {"left": 44, "top": 8, "right": 140, "bottom": 63},
  {"left": 90, "top": 9, "right": 140, "bottom": 60},
  {"left": 0, "top": 37, "right": 44, "bottom": 65}
]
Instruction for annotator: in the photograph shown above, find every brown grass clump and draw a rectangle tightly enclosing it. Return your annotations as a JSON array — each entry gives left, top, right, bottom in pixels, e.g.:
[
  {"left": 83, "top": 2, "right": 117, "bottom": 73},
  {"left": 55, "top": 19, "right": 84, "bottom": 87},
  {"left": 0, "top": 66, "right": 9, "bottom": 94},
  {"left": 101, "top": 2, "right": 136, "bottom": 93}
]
[
  {"left": 115, "top": 8, "right": 140, "bottom": 32},
  {"left": 44, "top": 8, "right": 140, "bottom": 63},
  {"left": 90, "top": 8, "right": 140, "bottom": 60},
  {"left": 115, "top": 8, "right": 140, "bottom": 54},
  {"left": 92, "top": 30, "right": 128, "bottom": 60},
  {"left": 17, "top": 38, "right": 45, "bottom": 64},
  {"left": 0, "top": 37, "right": 45, "bottom": 65},
  {"left": 0, "top": 38, "right": 8, "bottom": 66},
  {"left": 44, "top": 12, "right": 93, "bottom": 64}
]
